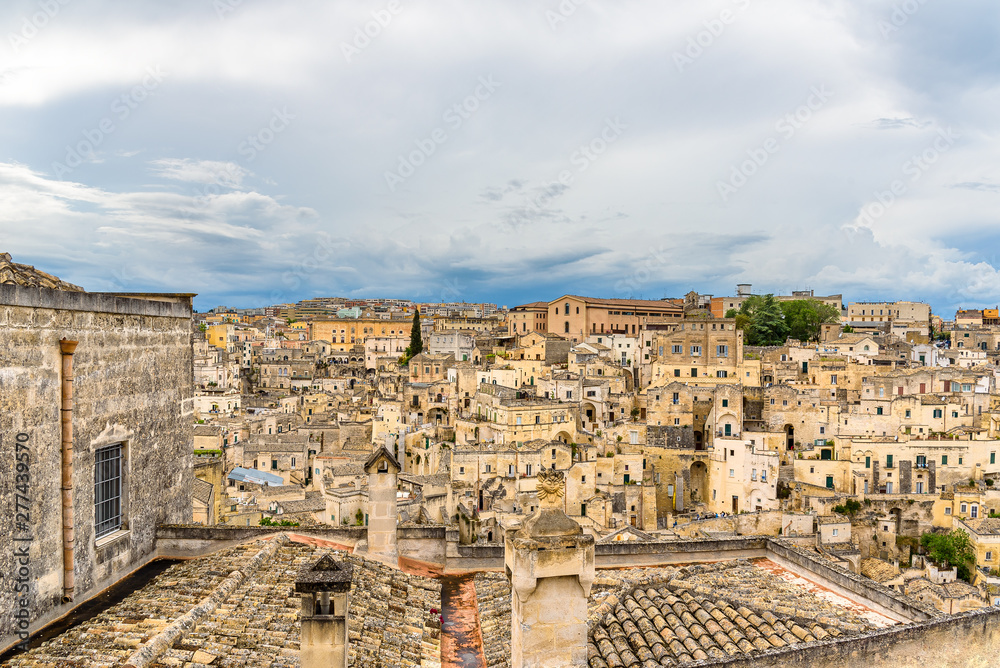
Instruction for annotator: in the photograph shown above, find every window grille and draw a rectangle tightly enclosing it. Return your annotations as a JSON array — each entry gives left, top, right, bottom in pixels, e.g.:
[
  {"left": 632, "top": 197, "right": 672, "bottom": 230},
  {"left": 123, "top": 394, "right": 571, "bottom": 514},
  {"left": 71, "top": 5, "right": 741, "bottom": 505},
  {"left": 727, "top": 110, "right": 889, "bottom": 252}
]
[{"left": 95, "top": 444, "right": 122, "bottom": 539}]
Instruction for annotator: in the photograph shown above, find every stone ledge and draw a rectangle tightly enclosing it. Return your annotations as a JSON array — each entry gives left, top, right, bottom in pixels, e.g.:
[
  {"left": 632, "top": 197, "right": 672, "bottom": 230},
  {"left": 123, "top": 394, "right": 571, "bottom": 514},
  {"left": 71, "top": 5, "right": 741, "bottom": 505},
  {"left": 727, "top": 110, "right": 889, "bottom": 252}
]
[{"left": 0, "top": 283, "right": 193, "bottom": 317}]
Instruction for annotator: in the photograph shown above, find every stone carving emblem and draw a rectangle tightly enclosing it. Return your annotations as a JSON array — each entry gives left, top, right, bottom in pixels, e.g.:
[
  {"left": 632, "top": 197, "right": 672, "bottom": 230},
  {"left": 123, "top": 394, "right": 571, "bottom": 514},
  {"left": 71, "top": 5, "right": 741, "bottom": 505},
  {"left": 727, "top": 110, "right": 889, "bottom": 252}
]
[{"left": 536, "top": 469, "right": 565, "bottom": 505}]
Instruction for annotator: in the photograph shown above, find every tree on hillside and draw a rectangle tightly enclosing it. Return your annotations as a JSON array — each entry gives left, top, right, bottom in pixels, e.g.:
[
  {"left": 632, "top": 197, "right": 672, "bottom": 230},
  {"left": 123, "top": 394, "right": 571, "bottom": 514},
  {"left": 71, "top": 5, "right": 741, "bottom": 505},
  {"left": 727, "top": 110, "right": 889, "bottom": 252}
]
[
  {"left": 725, "top": 308, "right": 752, "bottom": 334},
  {"left": 921, "top": 530, "right": 975, "bottom": 581},
  {"left": 402, "top": 309, "right": 423, "bottom": 365},
  {"left": 780, "top": 299, "right": 841, "bottom": 342},
  {"left": 737, "top": 294, "right": 789, "bottom": 346}
]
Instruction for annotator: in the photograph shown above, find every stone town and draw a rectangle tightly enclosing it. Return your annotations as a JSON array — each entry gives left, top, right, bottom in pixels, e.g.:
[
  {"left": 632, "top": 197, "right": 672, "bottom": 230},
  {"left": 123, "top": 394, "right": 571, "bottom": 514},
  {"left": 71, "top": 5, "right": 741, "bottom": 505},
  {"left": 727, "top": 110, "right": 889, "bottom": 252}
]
[{"left": 5, "top": 253, "right": 1000, "bottom": 666}]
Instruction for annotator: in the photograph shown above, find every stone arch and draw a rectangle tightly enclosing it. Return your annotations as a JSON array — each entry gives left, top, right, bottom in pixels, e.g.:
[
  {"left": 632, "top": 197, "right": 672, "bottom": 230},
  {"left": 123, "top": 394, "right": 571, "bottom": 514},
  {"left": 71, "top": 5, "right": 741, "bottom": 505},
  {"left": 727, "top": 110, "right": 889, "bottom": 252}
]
[{"left": 555, "top": 431, "right": 573, "bottom": 444}]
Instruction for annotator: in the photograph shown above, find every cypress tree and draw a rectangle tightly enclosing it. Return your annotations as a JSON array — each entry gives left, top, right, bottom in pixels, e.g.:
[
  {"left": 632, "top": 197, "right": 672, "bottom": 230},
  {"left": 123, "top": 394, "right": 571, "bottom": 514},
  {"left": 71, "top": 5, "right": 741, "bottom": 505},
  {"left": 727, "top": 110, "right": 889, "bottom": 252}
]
[{"left": 407, "top": 308, "right": 423, "bottom": 357}]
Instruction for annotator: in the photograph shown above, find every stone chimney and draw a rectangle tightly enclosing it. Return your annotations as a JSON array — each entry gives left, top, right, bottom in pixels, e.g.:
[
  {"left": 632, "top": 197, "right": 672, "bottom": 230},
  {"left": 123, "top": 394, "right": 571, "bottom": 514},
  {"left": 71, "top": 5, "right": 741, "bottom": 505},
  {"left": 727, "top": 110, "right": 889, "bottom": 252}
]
[
  {"left": 505, "top": 469, "right": 595, "bottom": 668},
  {"left": 363, "top": 445, "right": 401, "bottom": 566},
  {"left": 295, "top": 554, "right": 353, "bottom": 668}
]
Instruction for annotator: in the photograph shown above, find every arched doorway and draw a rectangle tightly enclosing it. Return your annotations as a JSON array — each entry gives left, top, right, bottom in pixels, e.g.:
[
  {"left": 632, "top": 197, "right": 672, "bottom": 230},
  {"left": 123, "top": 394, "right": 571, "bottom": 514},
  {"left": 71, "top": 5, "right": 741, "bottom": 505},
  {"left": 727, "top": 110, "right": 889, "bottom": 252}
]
[
  {"left": 690, "top": 461, "right": 708, "bottom": 504},
  {"left": 784, "top": 424, "right": 795, "bottom": 450},
  {"left": 555, "top": 431, "right": 572, "bottom": 444}
]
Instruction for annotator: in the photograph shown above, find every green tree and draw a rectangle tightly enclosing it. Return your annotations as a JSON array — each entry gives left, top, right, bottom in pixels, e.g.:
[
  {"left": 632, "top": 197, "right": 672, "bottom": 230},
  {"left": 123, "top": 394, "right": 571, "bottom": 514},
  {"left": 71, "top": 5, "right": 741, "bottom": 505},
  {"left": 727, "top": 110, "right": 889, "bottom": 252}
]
[
  {"left": 738, "top": 294, "right": 789, "bottom": 346},
  {"left": 725, "top": 308, "right": 752, "bottom": 333},
  {"left": 407, "top": 309, "right": 423, "bottom": 356},
  {"left": 921, "top": 530, "right": 976, "bottom": 581},
  {"left": 400, "top": 309, "right": 423, "bottom": 366},
  {"left": 780, "top": 299, "right": 841, "bottom": 342}
]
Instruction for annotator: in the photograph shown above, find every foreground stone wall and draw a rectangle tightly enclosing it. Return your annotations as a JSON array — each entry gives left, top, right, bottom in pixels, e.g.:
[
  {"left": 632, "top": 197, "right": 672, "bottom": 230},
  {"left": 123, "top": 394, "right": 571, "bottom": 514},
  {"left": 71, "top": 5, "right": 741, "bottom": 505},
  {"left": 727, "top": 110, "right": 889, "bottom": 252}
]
[{"left": 0, "top": 285, "right": 193, "bottom": 651}]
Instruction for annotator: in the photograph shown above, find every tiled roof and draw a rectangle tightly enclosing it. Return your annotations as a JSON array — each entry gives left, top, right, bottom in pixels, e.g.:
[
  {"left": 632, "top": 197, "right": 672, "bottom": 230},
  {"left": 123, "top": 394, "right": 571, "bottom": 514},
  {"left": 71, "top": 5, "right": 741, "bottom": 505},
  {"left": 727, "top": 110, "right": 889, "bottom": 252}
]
[
  {"left": 0, "top": 252, "right": 84, "bottom": 291},
  {"left": 192, "top": 478, "right": 214, "bottom": 505},
  {"left": 860, "top": 558, "right": 900, "bottom": 584},
  {"left": 3, "top": 537, "right": 441, "bottom": 668},
  {"left": 554, "top": 295, "right": 683, "bottom": 310},
  {"left": 962, "top": 517, "right": 1000, "bottom": 535},
  {"left": 473, "top": 560, "right": 882, "bottom": 668}
]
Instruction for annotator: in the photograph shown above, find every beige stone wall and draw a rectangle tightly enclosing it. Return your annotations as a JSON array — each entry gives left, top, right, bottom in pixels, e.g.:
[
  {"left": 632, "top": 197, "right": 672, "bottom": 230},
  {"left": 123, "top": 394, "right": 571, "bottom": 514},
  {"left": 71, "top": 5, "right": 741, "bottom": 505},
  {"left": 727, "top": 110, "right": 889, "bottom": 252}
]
[
  {"left": 0, "top": 287, "right": 193, "bottom": 649},
  {"left": 511, "top": 575, "right": 589, "bottom": 667}
]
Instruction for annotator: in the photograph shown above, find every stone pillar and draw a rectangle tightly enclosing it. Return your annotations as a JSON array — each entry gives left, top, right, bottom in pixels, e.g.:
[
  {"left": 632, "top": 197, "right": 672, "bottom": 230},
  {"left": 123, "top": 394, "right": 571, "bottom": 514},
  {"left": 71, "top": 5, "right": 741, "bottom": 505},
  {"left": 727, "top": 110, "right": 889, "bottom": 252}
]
[
  {"left": 899, "top": 459, "right": 912, "bottom": 494},
  {"left": 295, "top": 554, "right": 353, "bottom": 668},
  {"left": 364, "top": 446, "right": 401, "bottom": 566},
  {"left": 673, "top": 472, "right": 685, "bottom": 513},
  {"left": 505, "top": 469, "right": 595, "bottom": 668}
]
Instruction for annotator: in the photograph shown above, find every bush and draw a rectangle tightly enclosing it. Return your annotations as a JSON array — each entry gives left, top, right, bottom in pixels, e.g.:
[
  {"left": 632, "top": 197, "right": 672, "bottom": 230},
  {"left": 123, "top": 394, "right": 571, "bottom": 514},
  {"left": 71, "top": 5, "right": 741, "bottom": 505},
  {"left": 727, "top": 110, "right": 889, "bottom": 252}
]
[
  {"left": 259, "top": 516, "right": 299, "bottom": 527},
  {"left": 355, "top": 508, "right": 365, "bottom": 526},
  {"left": 987, "top": 479, "right": 995, "bottom": 487},
  {"left": 832, "top": 499, "right": 862, "bottom": 515}
]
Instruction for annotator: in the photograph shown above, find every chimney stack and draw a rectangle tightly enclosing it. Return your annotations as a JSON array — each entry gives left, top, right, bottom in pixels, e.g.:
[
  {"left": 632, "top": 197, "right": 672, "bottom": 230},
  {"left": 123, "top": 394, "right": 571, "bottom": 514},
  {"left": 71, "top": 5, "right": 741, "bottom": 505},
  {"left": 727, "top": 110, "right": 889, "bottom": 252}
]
[
  {"left": 295, "top": 554, "right": 353, "bottom": 668},
  {"left": 505, "top": 469, "right": 595, "bottom": 667}
]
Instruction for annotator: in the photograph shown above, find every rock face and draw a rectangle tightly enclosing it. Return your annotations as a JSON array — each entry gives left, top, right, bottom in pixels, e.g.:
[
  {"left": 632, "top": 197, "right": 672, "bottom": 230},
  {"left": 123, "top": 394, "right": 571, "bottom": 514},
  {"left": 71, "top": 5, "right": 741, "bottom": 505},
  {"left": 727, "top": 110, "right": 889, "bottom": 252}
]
[{"left": 0, "top": 253, "right": 85, "bottom": 291}]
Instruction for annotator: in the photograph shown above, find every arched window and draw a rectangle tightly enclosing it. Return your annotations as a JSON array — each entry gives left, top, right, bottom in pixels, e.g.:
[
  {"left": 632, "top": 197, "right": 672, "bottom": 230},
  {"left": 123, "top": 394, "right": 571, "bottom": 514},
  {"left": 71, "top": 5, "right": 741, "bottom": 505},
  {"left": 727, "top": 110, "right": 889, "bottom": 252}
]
[
  {"left": 565, "top": 302, "right": 570, "bottom": 315},
  {"left": 565, "top": 322, "right": 570, "bottom": 333}
]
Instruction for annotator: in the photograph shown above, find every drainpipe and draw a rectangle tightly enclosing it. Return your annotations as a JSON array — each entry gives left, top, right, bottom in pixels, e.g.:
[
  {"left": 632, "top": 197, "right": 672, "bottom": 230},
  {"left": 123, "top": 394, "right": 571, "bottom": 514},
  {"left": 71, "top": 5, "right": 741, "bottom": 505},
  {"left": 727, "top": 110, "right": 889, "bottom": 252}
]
[{"left": 60, "top": 338, "right": 78, "bottom": 603}]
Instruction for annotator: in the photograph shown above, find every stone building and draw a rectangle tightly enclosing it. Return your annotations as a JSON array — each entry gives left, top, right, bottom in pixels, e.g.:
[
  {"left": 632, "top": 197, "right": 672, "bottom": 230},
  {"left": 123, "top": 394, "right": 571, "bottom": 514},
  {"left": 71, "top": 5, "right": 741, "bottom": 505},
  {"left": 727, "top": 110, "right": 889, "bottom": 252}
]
[
  {"left": 0, "top": 263, "right": 193, "bottom": 650},
  {"left": 507, "top": 301, "right": 549, "bottom": 335}
]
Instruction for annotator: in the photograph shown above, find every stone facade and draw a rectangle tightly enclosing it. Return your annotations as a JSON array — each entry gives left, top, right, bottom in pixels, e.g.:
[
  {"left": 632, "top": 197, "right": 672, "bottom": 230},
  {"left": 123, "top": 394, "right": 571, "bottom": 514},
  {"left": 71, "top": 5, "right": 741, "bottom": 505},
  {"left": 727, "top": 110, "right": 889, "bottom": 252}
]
[{"left": 0, "top": 284, "right": 193, "bottom": 650}]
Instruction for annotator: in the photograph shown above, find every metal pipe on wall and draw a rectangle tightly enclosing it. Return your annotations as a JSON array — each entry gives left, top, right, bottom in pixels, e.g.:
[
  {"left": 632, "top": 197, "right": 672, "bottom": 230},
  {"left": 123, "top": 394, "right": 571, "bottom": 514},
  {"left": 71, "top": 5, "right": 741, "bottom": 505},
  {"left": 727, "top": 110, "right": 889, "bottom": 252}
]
[{"left": 59, "top": 338, "right": 78, "bottom": 603}]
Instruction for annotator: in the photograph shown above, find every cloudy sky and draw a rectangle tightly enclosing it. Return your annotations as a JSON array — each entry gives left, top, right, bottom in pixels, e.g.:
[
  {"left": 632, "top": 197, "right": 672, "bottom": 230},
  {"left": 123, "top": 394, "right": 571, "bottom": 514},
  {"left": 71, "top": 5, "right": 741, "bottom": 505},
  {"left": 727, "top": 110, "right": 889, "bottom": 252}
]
[{"left": 1, "top": 0, "right": 999, "bottom": 313}]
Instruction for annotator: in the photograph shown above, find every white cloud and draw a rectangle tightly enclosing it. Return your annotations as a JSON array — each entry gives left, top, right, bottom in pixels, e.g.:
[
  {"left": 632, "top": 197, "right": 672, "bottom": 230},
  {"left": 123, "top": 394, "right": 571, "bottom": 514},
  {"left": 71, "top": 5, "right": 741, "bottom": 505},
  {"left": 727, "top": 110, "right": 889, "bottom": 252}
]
[{"left": 148, "top": 158, "right": 250, "bottom": 187}]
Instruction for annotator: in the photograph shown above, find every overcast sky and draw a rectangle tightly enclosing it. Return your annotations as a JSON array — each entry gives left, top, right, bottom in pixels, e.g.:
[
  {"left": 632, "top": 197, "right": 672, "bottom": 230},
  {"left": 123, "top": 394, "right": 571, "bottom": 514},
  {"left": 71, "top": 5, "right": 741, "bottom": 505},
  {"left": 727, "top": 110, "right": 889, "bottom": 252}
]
[{"left": 1, "top": 0, "right": 999, "bottom": 313}]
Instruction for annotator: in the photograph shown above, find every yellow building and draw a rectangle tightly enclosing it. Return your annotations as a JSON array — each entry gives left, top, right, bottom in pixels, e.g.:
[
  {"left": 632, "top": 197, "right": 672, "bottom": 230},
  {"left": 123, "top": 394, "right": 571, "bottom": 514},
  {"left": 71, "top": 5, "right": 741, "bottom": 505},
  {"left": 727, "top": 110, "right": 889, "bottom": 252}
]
[{"left": 312, "top": 317, "right": 413, "bottom": 352}]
